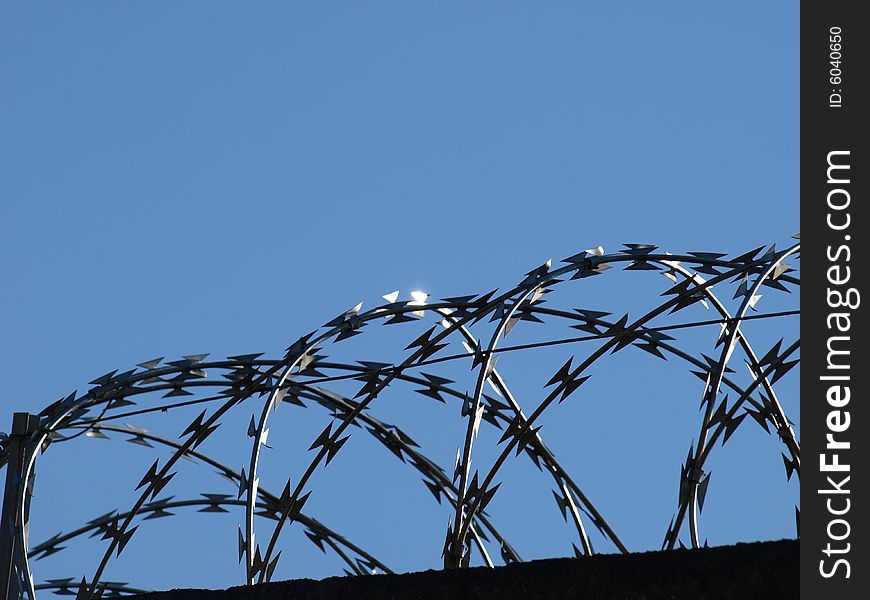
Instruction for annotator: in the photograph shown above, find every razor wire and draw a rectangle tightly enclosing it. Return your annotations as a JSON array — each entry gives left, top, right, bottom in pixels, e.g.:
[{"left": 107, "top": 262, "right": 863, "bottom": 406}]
[{"left": 0, "top": 240, "right": 800, "bottom": 599}]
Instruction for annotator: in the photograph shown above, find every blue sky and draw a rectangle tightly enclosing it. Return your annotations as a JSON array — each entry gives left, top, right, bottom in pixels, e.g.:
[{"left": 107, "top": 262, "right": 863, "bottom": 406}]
[{"left": 2, "top": 1, "right": 798, "bottom": 592}]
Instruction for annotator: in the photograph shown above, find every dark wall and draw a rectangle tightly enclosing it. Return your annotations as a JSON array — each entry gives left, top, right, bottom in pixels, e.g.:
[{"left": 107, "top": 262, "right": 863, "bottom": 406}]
[{"left": 133, "top": 540, "right": 797, "bottom": 600}]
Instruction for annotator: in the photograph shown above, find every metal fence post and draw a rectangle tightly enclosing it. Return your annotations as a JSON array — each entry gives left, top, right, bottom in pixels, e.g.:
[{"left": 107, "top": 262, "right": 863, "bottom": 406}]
[{"left": 1, "top": 413, "right": 39, "bottom": 600}]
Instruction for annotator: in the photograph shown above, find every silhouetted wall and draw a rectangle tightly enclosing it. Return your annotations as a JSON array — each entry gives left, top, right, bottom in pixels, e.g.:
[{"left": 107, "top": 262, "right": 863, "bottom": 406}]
[{"left": 133, "top": 539, "right": 797, "bottom": 600}]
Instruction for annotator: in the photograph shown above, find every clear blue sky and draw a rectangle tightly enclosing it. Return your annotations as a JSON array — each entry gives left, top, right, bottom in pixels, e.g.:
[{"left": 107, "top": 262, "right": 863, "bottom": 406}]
[{"left": 1, "top": 1, "right": 798, "bottom": 592}]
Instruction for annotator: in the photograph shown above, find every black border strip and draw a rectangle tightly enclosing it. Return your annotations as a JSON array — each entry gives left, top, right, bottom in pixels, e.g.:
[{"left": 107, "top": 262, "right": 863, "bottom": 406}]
[{"left": 801, "top": 2, "right": 868, "bottom": 597}]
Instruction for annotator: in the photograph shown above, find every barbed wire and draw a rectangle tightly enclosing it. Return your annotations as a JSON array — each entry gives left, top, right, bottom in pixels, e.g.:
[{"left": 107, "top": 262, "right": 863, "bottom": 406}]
[{"left": 1, "top": 240, "right": 800, "bottom": 599}]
